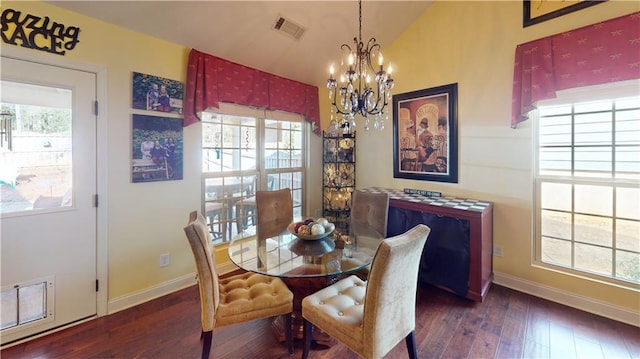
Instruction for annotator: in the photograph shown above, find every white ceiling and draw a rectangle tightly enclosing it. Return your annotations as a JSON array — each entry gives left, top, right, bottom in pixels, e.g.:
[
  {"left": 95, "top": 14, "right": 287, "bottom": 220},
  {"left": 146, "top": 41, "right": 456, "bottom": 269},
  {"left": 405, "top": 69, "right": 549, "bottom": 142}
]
[{"left": 49, "top": 1, "right": 434, "bottom": 86}]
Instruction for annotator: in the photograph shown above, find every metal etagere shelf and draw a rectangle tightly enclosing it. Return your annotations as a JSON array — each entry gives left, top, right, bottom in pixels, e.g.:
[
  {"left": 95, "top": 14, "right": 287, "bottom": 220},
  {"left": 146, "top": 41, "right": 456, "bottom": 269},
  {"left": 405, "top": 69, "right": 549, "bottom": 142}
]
[{"left": 322, "top": 131, "right": 355, "bottom": 233}]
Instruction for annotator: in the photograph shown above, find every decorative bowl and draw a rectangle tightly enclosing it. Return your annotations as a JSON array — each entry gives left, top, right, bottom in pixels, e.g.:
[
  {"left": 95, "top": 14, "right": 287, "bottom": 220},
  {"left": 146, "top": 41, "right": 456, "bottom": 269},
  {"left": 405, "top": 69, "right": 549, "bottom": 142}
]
[{"left": 287, "top": 222, "right": 335, "bottom": 241}]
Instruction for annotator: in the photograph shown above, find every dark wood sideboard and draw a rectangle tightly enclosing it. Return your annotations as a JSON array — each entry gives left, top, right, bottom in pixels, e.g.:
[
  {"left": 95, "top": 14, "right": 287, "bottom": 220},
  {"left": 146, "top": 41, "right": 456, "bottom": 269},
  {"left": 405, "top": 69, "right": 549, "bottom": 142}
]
[{"left": 360, "top": 187, "right": 494, "bottom": 302}]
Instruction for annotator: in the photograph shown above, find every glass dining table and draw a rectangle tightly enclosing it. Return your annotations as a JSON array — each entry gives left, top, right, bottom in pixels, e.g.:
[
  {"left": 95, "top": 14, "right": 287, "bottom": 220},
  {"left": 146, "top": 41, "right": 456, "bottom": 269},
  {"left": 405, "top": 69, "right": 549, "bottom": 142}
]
[{"left": 227, "top": 217, "right": 384, "bottom": 345}]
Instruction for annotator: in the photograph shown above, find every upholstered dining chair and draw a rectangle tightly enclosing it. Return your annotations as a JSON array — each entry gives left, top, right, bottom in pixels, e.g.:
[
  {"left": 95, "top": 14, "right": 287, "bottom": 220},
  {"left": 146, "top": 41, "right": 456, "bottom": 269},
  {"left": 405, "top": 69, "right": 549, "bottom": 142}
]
[
  {"left": 255, "top": 188, "right": 293, "bottom": 239},
  {"left": 301, "top": 224, "right": 431, "bottom": 359},
  {"left": 234, "top": 176, "right": 275, "bottom": 233},
  {"left": 183, "top": 211, "right": 294, "bottom": 359},
  {"left": 350, "top": 189, "right": 390, "bottom": 238},
  {"left": 349, "top": 189, "right": 390, "bottom": 280}
]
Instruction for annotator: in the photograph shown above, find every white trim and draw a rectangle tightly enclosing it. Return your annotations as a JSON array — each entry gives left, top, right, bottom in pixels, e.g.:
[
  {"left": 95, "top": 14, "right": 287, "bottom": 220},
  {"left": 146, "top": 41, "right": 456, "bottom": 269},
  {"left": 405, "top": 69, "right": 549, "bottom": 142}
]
[
  {"left": 205, "top": 102, "right": 305, "bottom": 122},
  {"left": 494, "top": 272, "right": 640, "bottom": 327},
  {"left": 107, "top": 273, "right": 196, "bottom": 314},
  {"left": 539, "top": 79, "right": 640, "bottom": 106},
  {"left": 0, "top": 316, "right": 96, "bottom": 350}
]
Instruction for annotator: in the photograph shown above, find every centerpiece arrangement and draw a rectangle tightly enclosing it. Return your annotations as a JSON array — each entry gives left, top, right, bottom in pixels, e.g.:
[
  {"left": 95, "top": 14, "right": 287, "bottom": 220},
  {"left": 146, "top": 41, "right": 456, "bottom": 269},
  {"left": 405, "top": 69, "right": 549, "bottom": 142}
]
[{"left": 287, "top": 217, "right": 336, "bottom": 240}]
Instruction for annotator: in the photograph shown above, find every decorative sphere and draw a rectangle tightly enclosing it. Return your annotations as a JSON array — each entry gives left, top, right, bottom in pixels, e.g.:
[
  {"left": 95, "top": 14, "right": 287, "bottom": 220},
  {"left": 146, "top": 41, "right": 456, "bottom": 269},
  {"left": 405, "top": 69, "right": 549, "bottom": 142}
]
[
  {"left": 315, "top": 218, "right": 329, "bottom": 226},
  {"left": 311, "top": 223, "right": 326, "bottom": 236},
  {"left": 298, "top": 225, "right": 311, "bottom": 235},
  {"left": 324, "top": 222, "right": 335, "bottom": 233}
]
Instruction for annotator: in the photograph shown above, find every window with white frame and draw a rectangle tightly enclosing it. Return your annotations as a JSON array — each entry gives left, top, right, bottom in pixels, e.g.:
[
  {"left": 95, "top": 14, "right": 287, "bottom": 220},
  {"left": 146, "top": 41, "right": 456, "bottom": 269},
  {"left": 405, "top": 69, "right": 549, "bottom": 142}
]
[
  {"left": 201, "top": 104, "right": 306, "bottom": 244},
  {"left": 534, "top": 81, "right": 640, "bottom": 286}
]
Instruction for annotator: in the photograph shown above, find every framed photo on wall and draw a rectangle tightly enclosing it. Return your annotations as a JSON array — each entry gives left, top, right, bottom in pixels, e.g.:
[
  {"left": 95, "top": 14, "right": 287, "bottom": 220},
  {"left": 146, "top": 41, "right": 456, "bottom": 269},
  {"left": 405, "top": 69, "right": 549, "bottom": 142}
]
[
  {"left": 392, "top": 83, "right": 458, "bottom": 183},
  {"left": 132, "top": 114, "right": 183, "bottom": 183},
  {"left": 132, "top": 72, "right": 184, "bottom": 114},
  {"left": 523, "top": 0, "right": 606, "bottom": 27}
]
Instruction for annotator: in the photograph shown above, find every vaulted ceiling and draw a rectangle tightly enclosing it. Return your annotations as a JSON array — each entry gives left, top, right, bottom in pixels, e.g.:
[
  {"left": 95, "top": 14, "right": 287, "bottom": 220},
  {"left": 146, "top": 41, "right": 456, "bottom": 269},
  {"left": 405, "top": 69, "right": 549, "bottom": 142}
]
[{"left": 49, "top": 1, "right": 433, "bottom": 86}]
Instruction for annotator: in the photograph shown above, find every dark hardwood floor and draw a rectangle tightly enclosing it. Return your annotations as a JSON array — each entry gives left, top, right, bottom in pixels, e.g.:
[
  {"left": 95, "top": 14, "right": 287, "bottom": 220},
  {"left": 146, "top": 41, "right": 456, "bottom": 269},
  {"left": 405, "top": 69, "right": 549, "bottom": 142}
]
[{"left": 2, "top": 282, "right": 638, "bottom": 359}]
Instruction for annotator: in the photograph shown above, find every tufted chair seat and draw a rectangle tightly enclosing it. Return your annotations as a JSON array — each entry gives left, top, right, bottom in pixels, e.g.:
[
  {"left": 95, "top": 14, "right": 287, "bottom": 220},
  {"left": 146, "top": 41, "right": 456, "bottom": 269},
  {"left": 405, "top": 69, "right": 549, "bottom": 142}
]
[
  {"left": 184, "top": 211, "right": 293, "bottom": 359},
  {"left": 302, "top": 224, "right": 431, "bottom": 359},
  {"left": 215, "top": 271, "right": 293, "bottom": 327}
]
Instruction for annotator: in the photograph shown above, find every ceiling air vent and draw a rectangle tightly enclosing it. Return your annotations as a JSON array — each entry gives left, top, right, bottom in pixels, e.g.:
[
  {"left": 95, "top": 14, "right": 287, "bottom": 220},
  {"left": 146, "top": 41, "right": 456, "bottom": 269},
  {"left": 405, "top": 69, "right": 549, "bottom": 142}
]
[{"left": 272, "top": 15, "right": 305, "bottom": 40}]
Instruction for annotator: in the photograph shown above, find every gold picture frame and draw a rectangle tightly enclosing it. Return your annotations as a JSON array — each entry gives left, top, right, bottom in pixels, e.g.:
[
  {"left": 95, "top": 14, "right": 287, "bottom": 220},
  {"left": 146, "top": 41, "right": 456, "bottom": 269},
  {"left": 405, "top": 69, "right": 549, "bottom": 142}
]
[{"left": 523, "top": 0, "right": 606, "bottom": 27}]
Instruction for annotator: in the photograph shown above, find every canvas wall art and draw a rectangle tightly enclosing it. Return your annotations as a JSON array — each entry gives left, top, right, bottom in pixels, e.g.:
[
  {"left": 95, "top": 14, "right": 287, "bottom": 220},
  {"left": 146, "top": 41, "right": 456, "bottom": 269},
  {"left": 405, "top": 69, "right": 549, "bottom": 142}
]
[
  {"left": 132, "top": 72, "right": 184, "bottom": 114},
  {"left": 132, "top": 114, "right": 183, "bottom": 183}
]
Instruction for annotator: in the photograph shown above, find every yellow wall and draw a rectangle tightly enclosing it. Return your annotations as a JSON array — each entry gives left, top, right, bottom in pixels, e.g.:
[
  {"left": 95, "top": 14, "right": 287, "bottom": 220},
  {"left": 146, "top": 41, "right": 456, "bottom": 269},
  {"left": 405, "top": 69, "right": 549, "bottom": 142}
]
[
  {"left": 319, "top": 0, "right": 639, "bottom": 312},
  {"left": 3, "top": 0, "right": 638, "bottom": 318}
]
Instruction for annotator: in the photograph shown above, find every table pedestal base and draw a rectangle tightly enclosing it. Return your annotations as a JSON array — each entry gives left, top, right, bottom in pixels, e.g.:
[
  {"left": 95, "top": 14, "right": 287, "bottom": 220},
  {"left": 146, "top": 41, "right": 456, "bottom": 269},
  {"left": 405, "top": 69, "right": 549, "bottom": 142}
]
[
  {"left": 271, "top": 275, "right": 341, "bottom": 347},
  {"left": 271, "top": 314, "right": 335, "bottom": 347}
]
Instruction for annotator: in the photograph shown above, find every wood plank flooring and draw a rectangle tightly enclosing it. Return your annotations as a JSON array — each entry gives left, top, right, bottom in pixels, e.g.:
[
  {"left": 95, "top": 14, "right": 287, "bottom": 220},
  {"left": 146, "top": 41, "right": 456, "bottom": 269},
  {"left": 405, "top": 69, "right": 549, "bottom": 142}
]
[{"left": 2, "top": 283, "right": 638, "bottom": 359}]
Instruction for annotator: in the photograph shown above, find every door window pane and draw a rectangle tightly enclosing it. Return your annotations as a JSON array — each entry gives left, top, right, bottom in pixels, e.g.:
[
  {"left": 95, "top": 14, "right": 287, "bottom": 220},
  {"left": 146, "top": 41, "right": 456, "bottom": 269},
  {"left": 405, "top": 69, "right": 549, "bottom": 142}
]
[{"left": 1, "top": 82, "right": 73, "bottom": 214}]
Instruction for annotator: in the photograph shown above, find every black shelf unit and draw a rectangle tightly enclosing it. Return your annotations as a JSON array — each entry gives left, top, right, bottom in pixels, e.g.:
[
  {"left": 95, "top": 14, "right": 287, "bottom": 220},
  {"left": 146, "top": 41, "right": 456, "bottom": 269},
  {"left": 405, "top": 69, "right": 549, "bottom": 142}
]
[{"left": 322, "top": 131, "right": 356, "bottom": 233}]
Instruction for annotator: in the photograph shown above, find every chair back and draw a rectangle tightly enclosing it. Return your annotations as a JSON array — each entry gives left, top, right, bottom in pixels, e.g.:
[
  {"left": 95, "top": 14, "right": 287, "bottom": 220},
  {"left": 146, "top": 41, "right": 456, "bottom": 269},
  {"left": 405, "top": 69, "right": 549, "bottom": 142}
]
[
  {"left": 184, "top": 210, "right": 220, "bottom": 332},
  {"left": 350, "top": 189, "right": 390, "bottom": 238},
  {"left": 255, "top": 188, "right": 293, "bottom": 239},
  {"left": 362, "top": 224, "right": 430, "bottom": 358}
]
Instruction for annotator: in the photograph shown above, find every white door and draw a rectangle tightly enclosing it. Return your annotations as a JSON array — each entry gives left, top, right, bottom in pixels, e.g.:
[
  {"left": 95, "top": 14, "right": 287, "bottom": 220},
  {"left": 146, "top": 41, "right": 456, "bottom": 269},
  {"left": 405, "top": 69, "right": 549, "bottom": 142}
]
[{"left": 0, "top": 57, "right": 97, "bottom": 344}]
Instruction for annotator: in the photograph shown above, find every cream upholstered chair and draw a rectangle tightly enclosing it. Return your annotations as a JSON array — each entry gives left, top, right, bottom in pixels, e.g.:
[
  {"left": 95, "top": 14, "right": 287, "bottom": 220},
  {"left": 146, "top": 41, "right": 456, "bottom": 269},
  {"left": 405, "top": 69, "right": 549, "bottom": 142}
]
[
  {"left": 234, "top": 176, "right": 276, "bottom": 232},
  {"left": 349, "top": 189, "right": 390, "bottom": 280},
  {"left": 183, "top": 211, "right": 294, "bottom": 359},
  {"left": 301, "top": 224, "right": 431, "bottom": 359},
  {"left": 255, "top": 188, "right": 293, "bottom": 239},
  {"left": 350, "top": 189, "right": 390, "bottom": 238}
]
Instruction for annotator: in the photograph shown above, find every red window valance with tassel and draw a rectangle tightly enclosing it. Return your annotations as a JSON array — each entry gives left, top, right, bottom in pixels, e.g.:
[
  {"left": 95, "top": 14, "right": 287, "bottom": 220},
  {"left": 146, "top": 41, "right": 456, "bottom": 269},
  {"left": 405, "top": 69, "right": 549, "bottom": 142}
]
[
  {"left": 511, "top": 12, "right": 640, "bottom": 128},
  {"left": 184, "top": 49, "right": 320, "bottom": 134}
]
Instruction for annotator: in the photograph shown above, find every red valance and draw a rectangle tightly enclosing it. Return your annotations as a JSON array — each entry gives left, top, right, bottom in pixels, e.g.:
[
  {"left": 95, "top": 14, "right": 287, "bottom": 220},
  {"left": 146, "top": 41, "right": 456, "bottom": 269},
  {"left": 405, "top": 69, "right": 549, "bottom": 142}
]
[
  {"left": 184, "top": 49, "right": 321, "bottom": 135},
  {"left": 511, "top": 12, "right": 640, "bottom": 128}
]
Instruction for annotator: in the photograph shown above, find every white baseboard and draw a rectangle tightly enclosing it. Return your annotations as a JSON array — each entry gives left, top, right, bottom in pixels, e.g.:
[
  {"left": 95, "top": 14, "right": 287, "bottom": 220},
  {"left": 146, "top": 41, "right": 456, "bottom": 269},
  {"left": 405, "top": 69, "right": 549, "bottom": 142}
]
[
  {"left": 494, "top": 272, "right": 640, "bottom": 327},
  {"left": 106, "top": 263, "right": 241, "bottom": 315},
  {"left": 107, "top": 273, "right": 197, "bottom": 314}
]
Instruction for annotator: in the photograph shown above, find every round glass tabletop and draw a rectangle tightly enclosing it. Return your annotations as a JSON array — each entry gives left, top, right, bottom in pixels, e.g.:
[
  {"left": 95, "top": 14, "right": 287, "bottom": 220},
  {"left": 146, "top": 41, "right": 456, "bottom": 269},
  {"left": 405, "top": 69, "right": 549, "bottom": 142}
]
[{"left": 228, "top": 218, "right": 383, "bottom": 278}]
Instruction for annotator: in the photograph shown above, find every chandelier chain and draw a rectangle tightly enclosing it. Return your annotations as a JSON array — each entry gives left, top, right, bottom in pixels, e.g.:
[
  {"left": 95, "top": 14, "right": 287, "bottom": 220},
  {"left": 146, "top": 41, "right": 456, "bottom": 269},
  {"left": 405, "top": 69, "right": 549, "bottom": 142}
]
[{"left": 358, "top": 0, "right": 362, "bottom": 44}]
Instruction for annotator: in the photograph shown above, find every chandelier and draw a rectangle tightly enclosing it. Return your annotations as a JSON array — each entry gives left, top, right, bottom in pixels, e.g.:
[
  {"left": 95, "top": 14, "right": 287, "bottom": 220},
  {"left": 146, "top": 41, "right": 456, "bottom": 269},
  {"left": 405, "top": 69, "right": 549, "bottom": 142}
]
[{"left": 327, "top": 0, "right": 394, "bottom": 132}]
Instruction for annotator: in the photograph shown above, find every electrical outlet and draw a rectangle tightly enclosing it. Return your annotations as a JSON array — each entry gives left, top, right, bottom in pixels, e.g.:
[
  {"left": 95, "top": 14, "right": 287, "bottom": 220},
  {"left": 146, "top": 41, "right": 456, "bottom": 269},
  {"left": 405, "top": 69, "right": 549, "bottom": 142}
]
[
  {"left": 159, "top": 253, "right": 170, "bottom": 267},
  {"left": 493, "top": 245, "right": 503, "bottom": 257}
]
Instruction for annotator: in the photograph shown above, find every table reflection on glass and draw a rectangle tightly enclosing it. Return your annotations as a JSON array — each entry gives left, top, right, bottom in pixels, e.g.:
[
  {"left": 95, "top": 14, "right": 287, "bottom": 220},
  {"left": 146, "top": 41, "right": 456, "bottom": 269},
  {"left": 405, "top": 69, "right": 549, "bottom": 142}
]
[{"left": 228, "top": 218, "right": 383, "bottom": 345}]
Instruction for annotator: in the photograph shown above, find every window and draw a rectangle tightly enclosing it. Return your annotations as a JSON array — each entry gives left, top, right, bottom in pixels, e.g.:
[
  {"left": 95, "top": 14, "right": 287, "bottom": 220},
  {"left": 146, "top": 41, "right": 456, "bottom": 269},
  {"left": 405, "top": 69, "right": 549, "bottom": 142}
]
[
  {"left": 201, "top": 104, "right": 306, "bottom": 244},
  {"left": 1, "top": 82, "right": 73, "bottom": 214},
  {"left": 534, "top": 82, "right": 640, "bottom": 285}
]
